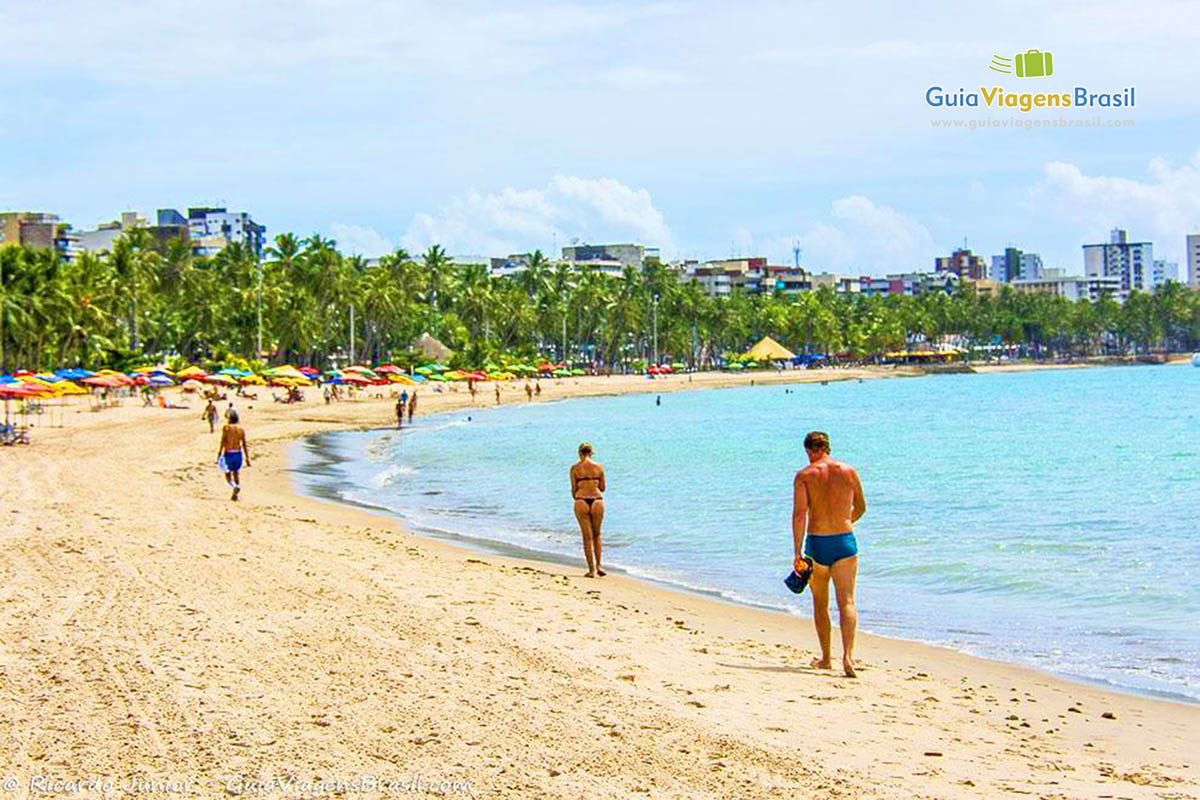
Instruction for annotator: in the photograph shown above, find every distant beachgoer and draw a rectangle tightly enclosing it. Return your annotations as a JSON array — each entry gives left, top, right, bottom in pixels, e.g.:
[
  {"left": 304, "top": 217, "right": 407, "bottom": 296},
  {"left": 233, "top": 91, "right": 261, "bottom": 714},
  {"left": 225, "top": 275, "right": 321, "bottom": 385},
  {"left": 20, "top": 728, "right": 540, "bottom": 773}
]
[
  {"left": 400, "top": 389, "right": 409, "bottom": 410},
  {"left": 407, "top": 391, "right": 417, "bottom": 423},
  {"left": 535, "top": 382, "right": 542, "bottom": 397},
  {"left": 323, "top": 385, "right": 331, "bottom": 405},
  {"left": 656, "top": 395, "right": 661, "bottom": 406},
  {"left": 570, "top": 442, "right": 606, "bottom": 578},
  {"left": 494, "top": 385, "right": 501, "bottom": 405},
  {"left": 469, "top": 380, "right": 477, "bottom": 403},
  {"left": 218, "top": 409, "right": 251, "bottom": 501},
  {"left": 395, "top": 397, "right": 404, "bottom": 429},
  {"left": 201, "top": 399, "right": 218, "bottom": 433},
  {"left": 792, "top": 430, "right": 866, "bottom": 678},
  {"left": 525, "top": 382, "right": 533, "bottom": 401},
  {"left": 225, "top": 401, "right": 235, "bottom": 422}
]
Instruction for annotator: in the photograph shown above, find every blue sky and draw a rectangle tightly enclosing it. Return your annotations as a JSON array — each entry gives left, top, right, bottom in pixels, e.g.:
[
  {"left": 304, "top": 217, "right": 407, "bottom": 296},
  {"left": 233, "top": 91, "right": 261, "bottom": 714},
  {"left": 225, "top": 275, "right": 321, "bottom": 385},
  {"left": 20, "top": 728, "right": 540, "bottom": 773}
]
[{"left": 3, "top": 0, "right": 1200, "bottom": 274}]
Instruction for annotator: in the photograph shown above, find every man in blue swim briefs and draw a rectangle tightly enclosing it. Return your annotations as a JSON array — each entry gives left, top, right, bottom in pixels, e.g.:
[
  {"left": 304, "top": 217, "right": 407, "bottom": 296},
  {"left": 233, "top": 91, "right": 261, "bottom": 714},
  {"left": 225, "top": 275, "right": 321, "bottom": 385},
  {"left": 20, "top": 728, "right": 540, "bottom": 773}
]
[
  {"left": 218, "top": 409, "right": 251, "bottom": 502},
  {"left": 792, "top": 430, "right": 867, "bottom": 677}
]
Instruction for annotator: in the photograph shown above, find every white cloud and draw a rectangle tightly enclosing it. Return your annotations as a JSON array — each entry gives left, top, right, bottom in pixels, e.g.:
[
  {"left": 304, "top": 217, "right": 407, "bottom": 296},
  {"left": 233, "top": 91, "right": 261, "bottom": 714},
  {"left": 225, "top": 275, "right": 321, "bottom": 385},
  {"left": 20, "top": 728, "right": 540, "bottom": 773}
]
[
  {"left": 402, "top": 175, "right": 674, "bottom": 256},
  {"left": 329, "top": 222, "right": 395, "bottom": 258},
  {"left": 1036, "top": 154, "right": 1200, "bottom": 252},
  {"left": 594, "top": 67, "right": 687, "bottom": 87},
  {"left": 798, "top": 195, "right": 936, "bottom": 274}
]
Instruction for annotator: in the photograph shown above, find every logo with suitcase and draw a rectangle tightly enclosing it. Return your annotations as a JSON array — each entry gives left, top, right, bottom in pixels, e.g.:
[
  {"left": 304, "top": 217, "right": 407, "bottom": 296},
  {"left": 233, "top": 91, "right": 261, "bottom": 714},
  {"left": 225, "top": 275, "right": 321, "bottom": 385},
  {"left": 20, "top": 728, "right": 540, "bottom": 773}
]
[{"left": 989, "top": 49, "right": 1054, "bottom": 78}]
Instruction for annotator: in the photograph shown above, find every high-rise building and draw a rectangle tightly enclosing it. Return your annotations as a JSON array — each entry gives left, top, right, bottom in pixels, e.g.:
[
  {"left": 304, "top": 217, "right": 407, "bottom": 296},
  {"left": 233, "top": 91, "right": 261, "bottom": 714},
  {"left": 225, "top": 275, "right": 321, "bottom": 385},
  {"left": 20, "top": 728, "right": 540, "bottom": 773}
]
[
  {"left": 1151, "top": 259, "right": 1179, "bottom": 289},
  {"left": 989, "top": 248, "right": 1022, "bottom": 283},
  {"left": 1019, "top": 252, "right": 1044, "bottom": 281},
  {"left": 1187, "top": 234, "right": 1200, "bottom": 289},
  {"left": 1082, "top": 228, "right": 1151, "bottom": 296},
  {"left": 935, "top": 248, "right": 987, "bottom": 280},
  {"left": 159, "top": 207, "right": 266, "bottom": 258}
]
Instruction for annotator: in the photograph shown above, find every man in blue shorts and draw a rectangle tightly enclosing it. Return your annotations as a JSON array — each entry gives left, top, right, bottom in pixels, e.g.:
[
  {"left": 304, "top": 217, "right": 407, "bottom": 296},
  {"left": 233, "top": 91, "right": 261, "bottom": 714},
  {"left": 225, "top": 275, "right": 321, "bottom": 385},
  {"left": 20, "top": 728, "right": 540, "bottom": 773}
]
[
  {"left": 792, "top": 430, "right": 867, "bottom": 677},
  {"left": 218, "top": 409, "right": 251, "bottom": 501}
]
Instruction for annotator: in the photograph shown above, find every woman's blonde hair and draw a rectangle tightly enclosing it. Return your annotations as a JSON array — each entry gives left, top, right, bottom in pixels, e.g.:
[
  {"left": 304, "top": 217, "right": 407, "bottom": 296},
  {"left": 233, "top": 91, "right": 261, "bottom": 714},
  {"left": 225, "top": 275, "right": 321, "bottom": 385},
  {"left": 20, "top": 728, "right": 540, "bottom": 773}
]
[{"left": 578, "top": 441, "right": 593, "bottom": 457}]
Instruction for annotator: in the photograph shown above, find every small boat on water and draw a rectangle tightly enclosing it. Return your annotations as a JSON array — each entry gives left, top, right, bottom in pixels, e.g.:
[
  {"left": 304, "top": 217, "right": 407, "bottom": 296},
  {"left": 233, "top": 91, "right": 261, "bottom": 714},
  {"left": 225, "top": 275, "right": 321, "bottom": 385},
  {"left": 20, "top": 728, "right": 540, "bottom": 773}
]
[{"left": 1192, "top": 352, "right": 1200, "bottom": 367}]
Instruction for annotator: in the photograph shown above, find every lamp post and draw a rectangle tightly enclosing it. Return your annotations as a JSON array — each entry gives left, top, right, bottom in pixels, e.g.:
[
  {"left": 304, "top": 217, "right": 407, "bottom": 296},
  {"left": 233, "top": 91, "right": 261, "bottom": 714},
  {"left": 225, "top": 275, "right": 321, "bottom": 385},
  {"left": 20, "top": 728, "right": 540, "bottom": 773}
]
[
  {"left": 652, "top": 293, "right": 659, "bottom": 365},
  {"left": 255, "top": 259, "right": 263, "bottom": 358}
]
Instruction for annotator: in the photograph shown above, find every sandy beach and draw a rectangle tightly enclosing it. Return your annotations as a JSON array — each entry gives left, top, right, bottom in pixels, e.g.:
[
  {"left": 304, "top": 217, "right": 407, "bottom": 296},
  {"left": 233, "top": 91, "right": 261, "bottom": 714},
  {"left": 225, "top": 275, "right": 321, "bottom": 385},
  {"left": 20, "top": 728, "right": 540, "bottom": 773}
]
[{"left": 1, "top": 368, "right": 1196, "bottom": 799}]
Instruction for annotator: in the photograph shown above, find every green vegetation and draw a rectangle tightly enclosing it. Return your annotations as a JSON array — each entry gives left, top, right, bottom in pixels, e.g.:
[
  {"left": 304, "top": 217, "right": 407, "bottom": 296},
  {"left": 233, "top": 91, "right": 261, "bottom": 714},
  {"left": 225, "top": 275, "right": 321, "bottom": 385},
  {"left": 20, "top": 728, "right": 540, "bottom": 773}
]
[{"left": 2, "top": 233, "right": 1199, "bottom": 372}]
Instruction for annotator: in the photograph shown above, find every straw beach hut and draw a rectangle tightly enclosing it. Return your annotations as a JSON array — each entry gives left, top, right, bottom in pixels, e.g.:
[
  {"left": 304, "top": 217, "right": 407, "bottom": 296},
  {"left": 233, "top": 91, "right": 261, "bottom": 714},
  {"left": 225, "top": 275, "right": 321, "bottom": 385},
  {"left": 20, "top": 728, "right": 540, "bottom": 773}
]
[
  {"left": 743, "top": 336, "right": 795, "bottom": 362},
  {"left": 412, "top": 333, "right": 454, "bottom": 361}
]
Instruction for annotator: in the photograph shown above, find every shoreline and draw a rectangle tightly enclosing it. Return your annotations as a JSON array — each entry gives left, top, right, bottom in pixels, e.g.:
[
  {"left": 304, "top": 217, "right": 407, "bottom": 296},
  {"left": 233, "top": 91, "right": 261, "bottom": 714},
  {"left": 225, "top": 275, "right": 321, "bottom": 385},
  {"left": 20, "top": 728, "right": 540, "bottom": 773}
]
[
  {"left": 289, "top": 396, "right": 1198, "bottom": 708},
  {"left": 2, "top": 365, "right": 1197, "bottom": 798}
]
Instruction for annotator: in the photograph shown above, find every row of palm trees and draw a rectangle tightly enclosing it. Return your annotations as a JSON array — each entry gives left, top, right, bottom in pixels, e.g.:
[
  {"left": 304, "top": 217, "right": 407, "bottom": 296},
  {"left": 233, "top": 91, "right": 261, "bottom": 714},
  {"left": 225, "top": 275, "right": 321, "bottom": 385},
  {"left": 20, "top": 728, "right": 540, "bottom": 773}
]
[{"left": 2, "top": 232, "right": 1199, "bottom": 372}]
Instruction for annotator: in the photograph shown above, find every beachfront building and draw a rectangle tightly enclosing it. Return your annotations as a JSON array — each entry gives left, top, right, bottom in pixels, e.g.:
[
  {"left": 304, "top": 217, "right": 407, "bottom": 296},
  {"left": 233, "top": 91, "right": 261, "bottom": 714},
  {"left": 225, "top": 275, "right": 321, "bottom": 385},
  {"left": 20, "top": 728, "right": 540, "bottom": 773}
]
[
  {"left": 1152, "top": 259, "right": 1179, "bottom": 289},
  {"left": 935, "top": 247, "right": 988, "bottom": 280},
  {"left": 860, "top": 271, "right": 962, "bottom": 297},
  {"left": 71, "top": 210, "right": 190, "bottom": 257},
  {"left": 764, "top": 264, "right": 812, "bottom": 295},
  {"left": 1083, "top": 228, "right": 1151, "bottom": 296},
  {"left": 488, "top": 253, "right": 534, "bottom": 277},
  {"left": 164, "top": 207, "right": 265, "bottom": 258},
  {"left": 1012, "top": 272, "right": 1122, "bottom": 302},
  {"left": 685, "top": 258, "right": 761, "bottom": 296},
  {"left": 809, "top": 272, "right": 862, "bottom": 294},
  {"left": 0, "top": 211, "right": 80, "bottom": 261},
  {"left": 989, "top": 248, "right": 1045, "bottom": 283},
  {"left": 1187, "top": 234, "right": 1200, "bottom": 289},
  {"left": 561, "top": 243, "right": 659, "bottom": 275}
]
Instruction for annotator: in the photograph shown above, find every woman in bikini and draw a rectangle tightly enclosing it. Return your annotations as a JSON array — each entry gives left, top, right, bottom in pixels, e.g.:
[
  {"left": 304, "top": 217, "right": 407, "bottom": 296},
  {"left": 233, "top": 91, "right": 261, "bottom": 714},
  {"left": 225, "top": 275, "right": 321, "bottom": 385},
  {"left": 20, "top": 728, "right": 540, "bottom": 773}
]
[{"left": 570, "top": 442, "right": 606, "bottom": 577}]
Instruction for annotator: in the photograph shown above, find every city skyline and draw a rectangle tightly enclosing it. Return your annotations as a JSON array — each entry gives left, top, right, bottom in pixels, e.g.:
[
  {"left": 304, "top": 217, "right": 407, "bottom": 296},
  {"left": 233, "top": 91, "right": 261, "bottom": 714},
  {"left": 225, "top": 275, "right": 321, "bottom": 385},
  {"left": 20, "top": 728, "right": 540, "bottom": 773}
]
[{"left": 5, "top": 1, "right": 1200, "bottom": 273}]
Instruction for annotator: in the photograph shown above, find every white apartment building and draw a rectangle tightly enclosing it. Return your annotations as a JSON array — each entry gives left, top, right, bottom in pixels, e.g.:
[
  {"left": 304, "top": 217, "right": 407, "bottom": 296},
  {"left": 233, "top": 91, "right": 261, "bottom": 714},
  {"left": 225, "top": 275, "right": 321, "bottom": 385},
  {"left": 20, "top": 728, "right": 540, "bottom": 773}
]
[
  {"left": 1151, "top": 259, "right": 1179, "bottom": 289},
  {"left": 1012, "top": 274, "right": 1122, "bottom": 302},
  {"left": 179, "top": 207, "right": 266, "bottom": 258},
  {"left": 1082, "top": 228, "right": 1151, "bottom": 295},
  {"left": 1187, "top": 234, "right": 1200, "bottom": 289}
]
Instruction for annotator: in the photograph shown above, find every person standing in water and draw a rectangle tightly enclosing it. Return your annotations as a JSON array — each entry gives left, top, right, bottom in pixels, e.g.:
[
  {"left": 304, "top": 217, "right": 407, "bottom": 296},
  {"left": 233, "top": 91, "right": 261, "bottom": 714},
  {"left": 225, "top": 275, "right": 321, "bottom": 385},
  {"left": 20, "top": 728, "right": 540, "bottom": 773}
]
[
  {"left": 792, "top": 430, "right": 866, "bottom": 678},
  {"left": 525, "top": 382, "right": 533, "bottom": 401},
  {"left": 570, "top": 442, "right": 606, "bottom": 578},
  {"left": 395, "top": 396, "right": 405, "bottom": 429},
  {"left": 218, "top": 409, "right": 251, "bottom": 501},
  {"left": 407, "top": 390, "right": 417, "bottom": 423},
  {"left": 494, "top": 384, "right": 501, "bottom": 405}
]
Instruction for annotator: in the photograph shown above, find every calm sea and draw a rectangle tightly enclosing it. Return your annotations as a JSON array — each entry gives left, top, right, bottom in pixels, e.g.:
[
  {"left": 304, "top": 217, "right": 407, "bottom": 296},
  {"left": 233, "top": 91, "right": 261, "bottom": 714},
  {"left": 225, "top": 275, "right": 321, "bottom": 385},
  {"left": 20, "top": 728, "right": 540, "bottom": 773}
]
[{"left": 292, "top": 366, "right": 1200, "bottom": 702}]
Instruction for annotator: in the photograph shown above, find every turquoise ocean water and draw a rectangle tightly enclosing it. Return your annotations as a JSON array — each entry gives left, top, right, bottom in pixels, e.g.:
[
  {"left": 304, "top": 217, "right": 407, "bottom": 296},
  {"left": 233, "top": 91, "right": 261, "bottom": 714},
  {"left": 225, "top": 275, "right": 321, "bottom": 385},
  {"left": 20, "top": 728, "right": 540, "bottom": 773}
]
[{"left": 293, "top": 366, "right": 1200, "bottom": 702}]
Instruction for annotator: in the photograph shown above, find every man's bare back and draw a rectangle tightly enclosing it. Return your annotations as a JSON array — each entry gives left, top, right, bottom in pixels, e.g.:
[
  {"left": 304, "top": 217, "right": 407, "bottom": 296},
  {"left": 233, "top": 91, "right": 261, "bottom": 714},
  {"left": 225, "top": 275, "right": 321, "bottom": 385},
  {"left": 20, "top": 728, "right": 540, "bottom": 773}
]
[
  {"left": 797, "top": 458, "right": 865, "bottom": 534},
  {"left": 220, "top": 424, "right": 245, "bottom": 454}
]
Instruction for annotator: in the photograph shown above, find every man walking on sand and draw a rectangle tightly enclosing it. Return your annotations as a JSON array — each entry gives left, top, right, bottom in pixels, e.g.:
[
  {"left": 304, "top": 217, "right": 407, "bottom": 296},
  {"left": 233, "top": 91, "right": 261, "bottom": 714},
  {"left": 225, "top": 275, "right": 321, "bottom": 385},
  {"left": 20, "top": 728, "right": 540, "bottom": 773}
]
[
  {"left": 218, "top": 409, "right": 251, "bottom": 501},
  {"left": 792, "top": 430, "right": 866, "bottom": 678}
]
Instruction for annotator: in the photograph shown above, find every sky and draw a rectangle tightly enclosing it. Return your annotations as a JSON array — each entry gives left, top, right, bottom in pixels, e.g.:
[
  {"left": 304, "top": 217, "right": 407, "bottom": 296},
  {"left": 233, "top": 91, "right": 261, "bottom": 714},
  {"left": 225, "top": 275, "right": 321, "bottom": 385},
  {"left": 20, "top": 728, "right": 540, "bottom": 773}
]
[{"left": 4, "top": 0, "right": 1200, "bottom": 275}]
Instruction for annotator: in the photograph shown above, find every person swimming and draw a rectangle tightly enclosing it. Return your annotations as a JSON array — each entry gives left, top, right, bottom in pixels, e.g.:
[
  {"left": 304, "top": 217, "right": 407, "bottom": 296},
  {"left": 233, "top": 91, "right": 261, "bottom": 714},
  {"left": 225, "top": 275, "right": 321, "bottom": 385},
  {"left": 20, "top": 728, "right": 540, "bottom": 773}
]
[
  {"left": 791, "top": 430, "right": 867, "bottom": 678},
  {"left": 570, "top": 441, "right": 606, "bottom": 578}
]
